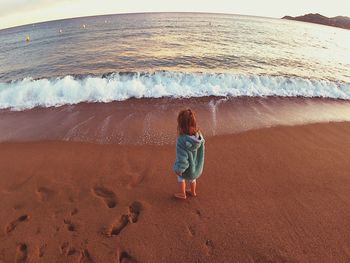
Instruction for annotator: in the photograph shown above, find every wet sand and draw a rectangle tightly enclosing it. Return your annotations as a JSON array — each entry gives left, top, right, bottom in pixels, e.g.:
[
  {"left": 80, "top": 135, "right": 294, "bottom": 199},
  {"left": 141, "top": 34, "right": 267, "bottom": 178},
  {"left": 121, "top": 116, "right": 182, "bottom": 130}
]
[
  {"left": 1, "top": 122, "right": 350, "bottom": 262},
  {"left": 1, "top": 97, "right": 350, "bottom": 144}
]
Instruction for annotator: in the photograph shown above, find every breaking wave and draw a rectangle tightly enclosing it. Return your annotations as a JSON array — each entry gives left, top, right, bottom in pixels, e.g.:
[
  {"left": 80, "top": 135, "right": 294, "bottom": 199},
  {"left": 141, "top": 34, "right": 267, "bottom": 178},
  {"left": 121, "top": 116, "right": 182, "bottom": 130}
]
[{"left": 0, "top": 71, "right": 350, "bottom": 110}]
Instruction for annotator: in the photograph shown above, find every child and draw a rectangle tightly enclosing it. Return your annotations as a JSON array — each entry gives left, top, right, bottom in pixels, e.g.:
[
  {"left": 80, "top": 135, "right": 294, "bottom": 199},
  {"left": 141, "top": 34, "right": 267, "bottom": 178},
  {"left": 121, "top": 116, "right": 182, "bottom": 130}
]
[{"left": 173, "top": 109, "right": 205, "bottom": 199}]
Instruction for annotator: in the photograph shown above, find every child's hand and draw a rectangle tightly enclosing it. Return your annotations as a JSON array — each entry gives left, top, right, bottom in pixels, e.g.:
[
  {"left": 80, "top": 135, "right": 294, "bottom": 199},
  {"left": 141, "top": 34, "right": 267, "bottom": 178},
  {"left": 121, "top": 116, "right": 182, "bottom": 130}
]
[{"left": 175, "top": 171, "right": 182, "bottom": 176}]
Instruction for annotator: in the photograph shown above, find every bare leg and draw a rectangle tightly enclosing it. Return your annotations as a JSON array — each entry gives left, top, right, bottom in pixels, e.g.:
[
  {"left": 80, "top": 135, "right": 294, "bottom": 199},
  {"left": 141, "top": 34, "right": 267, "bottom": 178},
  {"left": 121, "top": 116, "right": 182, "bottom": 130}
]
[
  {"left": 186, "top": 180, "right": 197, "bottom": 197},
  {"left": 190, "top": 181, "right": 197, "bottom": 196},
  {"left": 174, "top": 181, "right": 186, "bottom": 199}
]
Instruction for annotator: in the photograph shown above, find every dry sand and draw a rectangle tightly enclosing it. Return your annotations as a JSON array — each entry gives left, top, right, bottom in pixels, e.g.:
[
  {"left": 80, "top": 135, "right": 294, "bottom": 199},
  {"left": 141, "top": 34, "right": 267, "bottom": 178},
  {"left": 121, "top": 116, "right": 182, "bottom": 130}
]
[{"left": 1, "top": 122, "right": 350, "bottom": 262}]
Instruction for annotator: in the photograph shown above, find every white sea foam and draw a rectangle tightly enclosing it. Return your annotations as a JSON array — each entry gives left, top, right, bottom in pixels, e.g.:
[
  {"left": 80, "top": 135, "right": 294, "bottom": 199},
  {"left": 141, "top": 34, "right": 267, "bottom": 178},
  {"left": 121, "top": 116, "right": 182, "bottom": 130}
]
[{"left": 0, "top": 72, "right": 350, "bottom": 110}]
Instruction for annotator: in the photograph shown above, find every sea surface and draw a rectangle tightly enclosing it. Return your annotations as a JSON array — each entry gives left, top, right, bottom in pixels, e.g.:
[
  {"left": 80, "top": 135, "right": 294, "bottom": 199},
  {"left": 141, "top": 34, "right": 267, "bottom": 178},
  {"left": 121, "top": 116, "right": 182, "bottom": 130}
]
[{"left": 0, "top": 13, "right": 350, "bottom": 144}]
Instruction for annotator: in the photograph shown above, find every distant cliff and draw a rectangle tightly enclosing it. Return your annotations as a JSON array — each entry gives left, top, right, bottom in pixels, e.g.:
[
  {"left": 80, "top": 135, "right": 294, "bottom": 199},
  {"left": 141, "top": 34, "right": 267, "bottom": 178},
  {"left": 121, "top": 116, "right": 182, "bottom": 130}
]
[{"left": 282, "top": 13, "right": 350, "bottom": 30}]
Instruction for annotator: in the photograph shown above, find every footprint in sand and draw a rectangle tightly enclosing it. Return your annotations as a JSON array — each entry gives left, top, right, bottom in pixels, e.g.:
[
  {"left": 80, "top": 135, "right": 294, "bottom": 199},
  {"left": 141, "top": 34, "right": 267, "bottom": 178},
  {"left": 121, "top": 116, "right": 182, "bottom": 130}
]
[
  {"left": 92, "top": 186, "right": 117, "bottom": 208},
  {"left": 122, "top": 156, "right": 151, "bottom": 189},
  {"left": 60, "top": 242, "right": 69, "bottom": 254},
  {"left": 67, "top": 247, "right": 77, "bottom": 256},
  {"left": 109, "top": 201, "right": 142, "bottom": 236},
  {"left": 5, "top": 215, "right": 29, "bottom": 234},
  {"left": 71, "top": 208, "right": 79, "bottom": 216},
  {"left": 127, "top": 168, "right": 151, "bottom": 189},
  {"left": 205, "top": 239, "right": 214, "bottom": 255},
  {"left": 78, "top": 249, "right": 93, "bottom": 263},
  {"left": 119, "top": 251, "right": 137, "bottom": 263},
  {"left": 36, "top": 187, "right": 55, "bottom": 201},
  {"left": 110, "top": 215, "right": 129, "bottom": 236},
  {"left": 15, "top": 243, "right": 28, "bottom": 263},
  {"left": 187, "top": 225, "right": 195, "bottom": 236},
  {"left": 60, "top": 242, "right": 77, "bottom": 256},
  {"left": 127, "top": 173, "right": 146, "bottom": 188},
  {"left": 128, "top": 202, "right": 142, "bottom": 223},
  {"left": 63, "top": 219, "right": 77, "bottom": 232},
  {"left": 38, "top": 244, "right": 47, "bottom": 258}
]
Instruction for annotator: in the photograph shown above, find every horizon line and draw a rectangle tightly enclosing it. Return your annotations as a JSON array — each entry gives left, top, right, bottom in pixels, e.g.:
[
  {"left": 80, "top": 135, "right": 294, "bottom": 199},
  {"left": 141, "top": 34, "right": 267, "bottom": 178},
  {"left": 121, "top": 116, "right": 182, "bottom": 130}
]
[{"left": 0, "top": 11, "right": 280, "bottom": 31}]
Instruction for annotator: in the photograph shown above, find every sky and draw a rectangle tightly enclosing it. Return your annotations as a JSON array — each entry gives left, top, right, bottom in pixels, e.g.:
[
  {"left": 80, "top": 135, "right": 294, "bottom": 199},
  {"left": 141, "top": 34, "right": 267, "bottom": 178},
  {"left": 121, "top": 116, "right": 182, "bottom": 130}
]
[{"left": 1, "top": 0, "right": 350, "bottom": 30}]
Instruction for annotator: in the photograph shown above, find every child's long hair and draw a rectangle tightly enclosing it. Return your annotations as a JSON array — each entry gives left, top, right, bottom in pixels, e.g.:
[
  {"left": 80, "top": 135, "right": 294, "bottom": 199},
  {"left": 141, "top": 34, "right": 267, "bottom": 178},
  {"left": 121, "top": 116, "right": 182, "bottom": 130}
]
[{"left": 177, "top": 109, "right": 198, "bottom": 136}]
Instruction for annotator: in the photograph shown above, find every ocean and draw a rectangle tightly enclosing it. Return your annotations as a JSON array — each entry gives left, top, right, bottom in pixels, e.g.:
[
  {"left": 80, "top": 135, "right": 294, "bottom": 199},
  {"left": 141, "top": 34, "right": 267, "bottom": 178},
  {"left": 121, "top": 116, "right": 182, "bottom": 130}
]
[{"left": 0, "top": 13, "right": 350, "bottom": 144}]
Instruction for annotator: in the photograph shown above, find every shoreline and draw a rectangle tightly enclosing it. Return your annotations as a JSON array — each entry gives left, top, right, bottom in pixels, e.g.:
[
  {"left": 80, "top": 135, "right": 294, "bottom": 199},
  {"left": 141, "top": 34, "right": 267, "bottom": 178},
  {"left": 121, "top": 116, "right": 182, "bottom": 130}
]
[
  {"left": 1, "top": 97, "right": 350, "bottom": 145},
  {"left": 1, "top": 121, "right": 350, "bottom": 262}
]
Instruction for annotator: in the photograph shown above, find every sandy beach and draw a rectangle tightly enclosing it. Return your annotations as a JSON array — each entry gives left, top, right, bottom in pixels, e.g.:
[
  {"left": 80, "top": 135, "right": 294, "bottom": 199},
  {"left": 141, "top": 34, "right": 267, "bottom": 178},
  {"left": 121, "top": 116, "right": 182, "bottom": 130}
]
[
  {"left": 1, "top": 121, "right": 350, "bottom": 262},
  {"left": 1, "top": 9, "right": 350, "bottom": 263}
]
